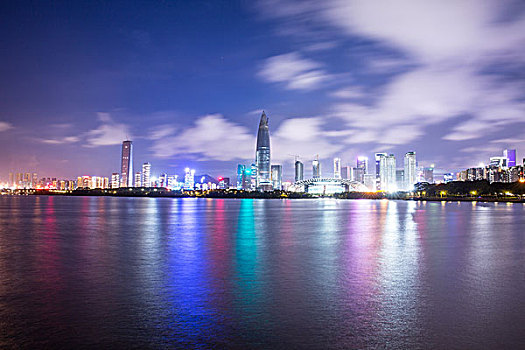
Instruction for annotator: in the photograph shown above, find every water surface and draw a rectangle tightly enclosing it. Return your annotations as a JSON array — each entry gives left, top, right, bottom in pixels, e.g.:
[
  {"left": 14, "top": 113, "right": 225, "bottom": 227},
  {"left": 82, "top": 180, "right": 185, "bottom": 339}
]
[{"left": 1, "top": 196, "right": 524, "bottom": 349}]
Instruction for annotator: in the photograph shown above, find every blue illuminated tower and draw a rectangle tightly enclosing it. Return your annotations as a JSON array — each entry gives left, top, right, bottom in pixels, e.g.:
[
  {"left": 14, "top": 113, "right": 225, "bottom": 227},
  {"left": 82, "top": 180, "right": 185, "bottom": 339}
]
[{"left": 255, "top": 111, "right": 272, "bottom": 191}]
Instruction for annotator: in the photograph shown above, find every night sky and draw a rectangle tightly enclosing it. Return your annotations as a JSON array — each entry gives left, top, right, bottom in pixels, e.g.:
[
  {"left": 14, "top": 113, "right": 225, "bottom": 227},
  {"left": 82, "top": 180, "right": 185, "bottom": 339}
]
[{"left": 2, "top": 0, "right": 525, "bottom": 181}]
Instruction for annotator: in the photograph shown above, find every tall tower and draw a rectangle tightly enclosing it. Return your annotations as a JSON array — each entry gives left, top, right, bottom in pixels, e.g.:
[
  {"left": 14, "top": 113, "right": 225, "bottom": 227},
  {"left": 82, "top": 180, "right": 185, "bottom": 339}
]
[
  {"left": 312, "top": 155, "right": 321, "bottom": 179},
  {"left": 255, "top": 111, "right": 272, "bottom": 191},
  {"left": 120, "top": 140, "right": 133, "bottom": 187},
  {"left": 295, "top": 160, "right": 304, "bottom": 182},
  {"left": 142, "top": 162, "right": 151, "bottom": 187},
  {"left": 504, "top": 149, "right": 516, "bottom": 168},
  {"left": 333, "top": 158, "right": 341, "bottom": 179},
  {"left": 404, "top": 151, "right": 417, "bottom": 190}
]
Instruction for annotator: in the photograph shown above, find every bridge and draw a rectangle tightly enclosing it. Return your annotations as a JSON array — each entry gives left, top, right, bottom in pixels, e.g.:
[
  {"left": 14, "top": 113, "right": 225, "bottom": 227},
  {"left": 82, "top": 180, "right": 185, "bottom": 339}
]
[{"left": 289, "top": 178, "right": 370, "bottom": 194}]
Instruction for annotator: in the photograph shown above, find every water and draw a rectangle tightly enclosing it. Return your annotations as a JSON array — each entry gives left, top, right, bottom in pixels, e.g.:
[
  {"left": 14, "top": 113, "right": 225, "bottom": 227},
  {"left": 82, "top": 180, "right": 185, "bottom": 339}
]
[{"left": 1, "top": 196, "right": 525, "bottom": 349}]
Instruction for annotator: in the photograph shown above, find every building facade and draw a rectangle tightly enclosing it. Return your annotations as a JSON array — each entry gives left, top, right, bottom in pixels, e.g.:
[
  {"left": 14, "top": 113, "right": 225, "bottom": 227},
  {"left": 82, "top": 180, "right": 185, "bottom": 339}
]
[
  {"left": 255, "top": 112, "right": 272, "bottom": 191},
  {"left": 120, "top": 140, "right": 133, "bottom": 187}
]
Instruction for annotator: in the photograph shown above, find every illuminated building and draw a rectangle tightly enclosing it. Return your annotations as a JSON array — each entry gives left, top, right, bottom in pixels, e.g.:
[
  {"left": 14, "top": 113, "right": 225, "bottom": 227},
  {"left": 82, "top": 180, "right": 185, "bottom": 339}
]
[
  {"left": 250, "top": 164, "right": 257, "bottom": 190},
  {"left": 32, "top": 173, "right": 38, "bottom": 188},
  {"left": 290, "top": 178, "right": 368, "bottom": 194},
  {"left": 255, "top": 111, "right": 272, "bottom": 191},
  {"left": 218, "top": 177, "right": 230, "bottom": 189},
  {"left": 120, "top": 140, "right": 133, "bottom": 187},
  {"left": 271, "top": 164, "right": 282, "bottom": 190},
  {"left": 167, "top": 175, "right": 178, "bottom": 189},
  {"left": 142, "top": 162, "right": 151, "bottom": 187},
  {"left": 357, "top": 156, "right": 368, "bottom": 175},
  {"left": 333, "top": 158, "right": 341, "bottom": 179},
  {"left": 341, "top": 166, "right": 350, "bottom": 180},
  {"left": 396, "top": 170, "right": 404, "bottom": 190},
  {"left": 423, "top": 166, "right": 434, "bottom": 183},
  {"left": 352, "top": 167, "right": 364, "bottom": 183},
  {"left": 379, "top": 154, "right": 396, "bottom": 191},
  {"left": 111, "top": 173, "right": 120, "bottom": 189},
  {"left": 184, "top": 168, "right": 195, "bottom": 190},
  {"left": 134, "top": 172, "right": 142, "bottom": 187},
  {"left": 444, "top": 173, "right": 454, "bottom": 183},
  {"left": 312, "top": 155, "right": 321, "bottom": 179},
  {"left": 159, "top": 173, "right": 168, "bottom": 188},
  {"left": 237, "top": 164, "right": 246, "bottom": 190},
  {"left": 404, "top": 151, "right": 417, "bottom": 190},
  {"left": 490, "top": 156, "right": 507, "bottom": 168},
  {"left": 504, "top": 149, "right": 516, "bottom": 167},
  {"left": 375, "top": 153, "right": 387, "bottom": 178},
  {"left": 364, "top": 174, "right": 376, "bottom": 191},
  {"left": 295, "top": 160, "right": 304, "bottom": 182}
]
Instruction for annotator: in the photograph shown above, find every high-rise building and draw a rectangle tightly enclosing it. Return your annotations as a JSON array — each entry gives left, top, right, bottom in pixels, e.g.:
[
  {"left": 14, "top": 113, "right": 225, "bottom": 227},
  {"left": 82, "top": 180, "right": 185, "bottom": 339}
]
[
  {"left": 504, "top": 149, "right": 516, "bottom": 168},
  {"left": 295, "top": 160, "right": 304, "bottom": 183},
  {"left": 120, "top": 140, "right": 133, "bottom": 187},
  {"left": 380, "top": 154, "right": 396, "bottom": 191},
  {"left": 159, "top": 173, "right": 168, "bottom": 188},
  {"left": 357, "top": 156, "right": 368, "bottom": 175},
  {"left": 396, "top": 170, "right": 405, "bottom": 190},
  {"left": 250, "top": 163, "right": 257, "bottom": 191},
  {"left": 490, "top": 156, "right": 507, "bottom": 168},
  {"left": 333, "top": 158, "right": 341, "bottom": 179},
  {"left": 134, "top": 172, "right": 142, "bottom": 187},
  {"left": 404, "top": 151, "right": 417, "bottom": 190},
  {"left": 375, "top": 153, "right": 387, "bottom": 178},
  {"left": 111, "top": 173, "right": 120, "bottom": 189},
  {"left": 183, "top": 168, "right": 195, "bottom": 190},
  {"left": 352, "top": 167, "right": 365, "bottom": 183},
  {"left": 313, "top": 155, "right": 321, "bottom": 178},
  {"left": 271, "top": 164, "right": 282, "bottom": 190},
  {"left": 142, "top": 163, "right": 151, "bottom": 187},
  {"left": 364, "top": 174, "right": 376, "bottom": 191},
  {"left": 236, "top": 164, "right": 246, "bottom": 190},
  {"left": 255, "top": 111, "right": 272, "bottom": 191},
  {"left": 423, "top": 166, "right": 434, "bottom": 183},
  {"left": 341, "top": 166, "right": 350, "bottom": 180}
]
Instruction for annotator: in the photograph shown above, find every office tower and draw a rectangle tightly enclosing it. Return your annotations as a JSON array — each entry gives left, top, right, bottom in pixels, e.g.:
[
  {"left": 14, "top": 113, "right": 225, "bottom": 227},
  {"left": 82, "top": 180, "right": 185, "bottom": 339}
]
[
  {"left": 271, "top": 165, "right": 283, "bottom": 190},
  {"left": 352, "top": 167, "right": 365, "bottom": 183},
  {"left": 334, "top": 158, "right": 341, "bottom": 179},
  {"left": 364, "top": 174, "right": 376, "bottom": 191},
  {"left": 134, "top": 172, "right": 142, "bottom": 187},
  {"left": 159, "top": 173, "right": 168, "bottom": 188},
  {"left": 380, "top": 154, "right": 396, "bottom": 191},
  {"left": 357, "top": 156, "right": 368, "bottom": 174},
  {"left": 255, "top": 111, "right": 272, "bottom": 191},
  {"left": 375, "top": 153, "right": 387, "bottom": 178},
  {"left": 250, "top": 163, "right": 257, "bottom": 191},
  {"left": 120, "top": 140, "right": 133, "bottom": 187},
  {"left": 341, "top": 166, "right": 350, "bottom": 179},
  {"left": 396, "top": 170, "right": 405, "bottom": 190},
  {"left": 489, "top": 156, "right": 507, "bottom": 168},
  {"left": 142, "top": 163, "right": 151, "bottom": 187},
  {"left": 237, "top": 164, "right": 246, "bottom": 190},
  {"left": 404, "top": 151, "right": 417, "bottom": 190},
  {"left": 313, "top": 155, "right": 321, "bottom": 178},
  {"left": 295, "top": 160, "right": 304, "bottom": 182},
  {"left": 444, "top": 173, "right": 454, "bottom": 183},
  {"left": 32, "top": 173, "right": 38, "bottom": 188},
  {"left": 423, "top": 166, "right": 434, "bottom": 183},
  {"left": 167, "top": 175, "right": 178, "bottom": 189},
  {"left": 111, "top": 173, "right": 120, "bottom": 189},
  {"left": 184, "top": 168, "right": 195, "bottom": 190},
  {"left": 504, "top": 149, "right": 516, "bottom": 167}
]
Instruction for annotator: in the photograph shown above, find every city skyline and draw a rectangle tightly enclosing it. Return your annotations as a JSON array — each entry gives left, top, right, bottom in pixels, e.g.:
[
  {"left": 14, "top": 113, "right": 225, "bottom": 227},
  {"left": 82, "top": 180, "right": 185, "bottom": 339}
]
[{"left": 2, "top": 1, "right": 525, "bottom": 180}]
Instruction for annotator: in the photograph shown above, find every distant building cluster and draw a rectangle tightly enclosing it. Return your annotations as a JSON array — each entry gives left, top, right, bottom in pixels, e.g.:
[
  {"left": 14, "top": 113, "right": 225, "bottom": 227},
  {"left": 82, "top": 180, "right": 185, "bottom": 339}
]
[
  {"left": 453, "top": 149, "right": 524, "bottom": 184},
  {"left": 4, "top": 112, "right": 524, "bottom": 193}
]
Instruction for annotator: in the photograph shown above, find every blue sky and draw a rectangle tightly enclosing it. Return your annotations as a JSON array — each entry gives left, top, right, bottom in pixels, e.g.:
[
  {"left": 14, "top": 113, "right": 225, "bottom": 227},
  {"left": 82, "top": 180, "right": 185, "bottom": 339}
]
[{"left": 2, "top": 0, "right": 525, "bottom": 181}]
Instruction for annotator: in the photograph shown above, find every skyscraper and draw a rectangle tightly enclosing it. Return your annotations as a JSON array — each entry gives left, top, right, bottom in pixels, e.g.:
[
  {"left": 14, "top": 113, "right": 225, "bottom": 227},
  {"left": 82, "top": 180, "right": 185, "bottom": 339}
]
[
  {"left": 295, "top": 160, "right": 304, "bottom": 182},
  {"left": 504, "top": 149, "right": 516, "bottom": 167},
  {"left": 184, "top": 168, "right": 195, "bottom": 190},
  {"left": 375, "top": 153, "right": 387, "bottom": 179},
  {"left": 142, "top": 162, "right": 151, "bottom": 187},
  {"left": 271, "top": 164, "right": 282, "bottom": 190},
  {"left": 134, "top": 172, "right": 142, "bottom": 187},
  {"left": 333, "top": 158, "right": 341, "bottom": 179},
  {"left": 380, "top": 154, "right": 396, "bottom": 191},
  {"left": 313, "top": 155, "right": 321, "bottom": 178},
  {"left": 357, "top": 156, "right": 368, "bottom": 175},
  {"left": 120, "top": 140, "right": 133, "bottom": 187},
  {"left": 404, "top": 151, "right": 417, "bottom": 190},
  {"left": 255, "top": 112, "right": 272, "bottom": 191},
  {"left": 111, "top": 173, "right": 120, "bottom": 189},
  {"left": 236, "top": 164, "right": 246, "bottom": 190}
]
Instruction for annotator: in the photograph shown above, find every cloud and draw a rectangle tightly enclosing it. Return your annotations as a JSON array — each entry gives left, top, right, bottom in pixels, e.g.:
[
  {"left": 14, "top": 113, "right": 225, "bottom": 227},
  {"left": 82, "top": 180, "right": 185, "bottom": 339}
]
[
  {"left": 258, "top": 0, "right": 525, "bottom": 149},
  {"left": 258, "top": 52, "right": 330, "bottom": 90},
  {"left": 0, "top": 122, "right": 13, "bottom": 132},
  {"left": 150, "top": 114, "right": 254, "bottom": 161},
  {"left": 85, "top": 113, "right": 131, "bottom": 147},
  {"left": 149, "top": 114, "right": 346, "bottom": 163},
  {"left": 329, "top": 86, "right": 365, "bottom": 99},
  {"left": 39, "top": 136, "right": 80, "bottom": 145}
]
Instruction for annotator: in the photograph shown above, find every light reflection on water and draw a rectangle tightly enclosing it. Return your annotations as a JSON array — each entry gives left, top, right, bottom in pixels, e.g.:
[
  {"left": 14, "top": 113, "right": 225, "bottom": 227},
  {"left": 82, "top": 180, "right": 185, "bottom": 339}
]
[{"left": 1, "top": 197, "right": 525, "bottom": 349}]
